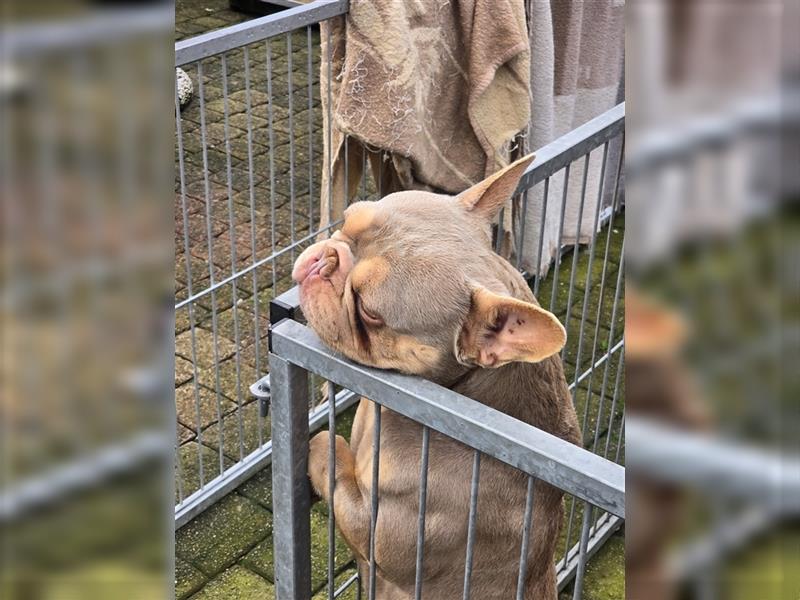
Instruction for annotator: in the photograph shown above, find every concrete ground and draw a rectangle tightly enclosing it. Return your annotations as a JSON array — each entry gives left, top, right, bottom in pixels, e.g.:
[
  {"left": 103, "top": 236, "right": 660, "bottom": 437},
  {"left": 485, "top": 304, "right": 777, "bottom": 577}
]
[{"left": 174, "top": 2, "right": 625, "bottom": 598}]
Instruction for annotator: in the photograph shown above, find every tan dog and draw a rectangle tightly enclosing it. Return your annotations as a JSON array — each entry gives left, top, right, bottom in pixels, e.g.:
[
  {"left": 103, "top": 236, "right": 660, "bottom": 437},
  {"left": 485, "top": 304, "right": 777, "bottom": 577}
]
[{"left": 292, "top": 155, "right": 581, "bottom": 599}]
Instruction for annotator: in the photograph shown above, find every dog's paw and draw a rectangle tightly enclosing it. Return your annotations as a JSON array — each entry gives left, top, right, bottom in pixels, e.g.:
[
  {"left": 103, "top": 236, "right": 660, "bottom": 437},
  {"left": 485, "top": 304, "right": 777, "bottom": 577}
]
[{"left": 307, "top": 432, "right": 352, "bottom": 500}]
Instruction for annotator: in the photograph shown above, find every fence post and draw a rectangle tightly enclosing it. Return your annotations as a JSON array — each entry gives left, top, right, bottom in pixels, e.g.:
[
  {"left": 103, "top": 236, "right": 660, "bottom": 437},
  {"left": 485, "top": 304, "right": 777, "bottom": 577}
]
[{"left": 270, "top": 353, "right": 312, "bottom": 600}]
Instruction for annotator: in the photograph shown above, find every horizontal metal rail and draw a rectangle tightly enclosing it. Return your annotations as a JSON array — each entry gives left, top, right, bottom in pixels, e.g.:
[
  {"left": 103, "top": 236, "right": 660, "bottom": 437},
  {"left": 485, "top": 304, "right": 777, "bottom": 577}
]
[
  {"left": 175, "top": 0, "right": 348, "bottom": 67},
  {"left": 3, "top": 5, "right": 173, "bottom": 58},
  {"left": 1, "top": 431, "right": 169, "bottom": 521},
  {"left": 626, "top": 418, "right": 800, "bottom": 513},
  {"left": 174, "top": 387, "right": 358, "bottom": 528},
  {"left": 517, "top": 103, "right": 625, "bottom": 191},
  {"left": 271, "top": 319, "right": 626, "bottom": 518},
  {"left": 626, "top": 94, "right": 787, "bottom": 177}
]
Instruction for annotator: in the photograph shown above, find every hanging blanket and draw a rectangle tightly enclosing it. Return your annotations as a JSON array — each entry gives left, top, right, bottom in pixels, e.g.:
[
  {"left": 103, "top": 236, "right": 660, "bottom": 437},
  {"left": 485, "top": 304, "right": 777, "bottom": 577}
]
[{"left": 318, "top": 0, "right": 531, "bottom": 240}]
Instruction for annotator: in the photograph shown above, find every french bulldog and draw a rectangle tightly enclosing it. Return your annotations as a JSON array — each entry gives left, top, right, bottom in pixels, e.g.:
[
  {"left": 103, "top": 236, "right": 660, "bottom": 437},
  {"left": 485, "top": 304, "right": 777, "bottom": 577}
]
[{"left": 292, "top": 155, "right": 581, "bottom": 599}]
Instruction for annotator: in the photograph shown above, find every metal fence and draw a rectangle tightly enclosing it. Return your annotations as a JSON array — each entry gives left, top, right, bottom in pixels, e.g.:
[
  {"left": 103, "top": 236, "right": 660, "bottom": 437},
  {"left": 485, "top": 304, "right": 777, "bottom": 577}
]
[{"left": 173, "top": 0, "right": 626, "bottom": 597}]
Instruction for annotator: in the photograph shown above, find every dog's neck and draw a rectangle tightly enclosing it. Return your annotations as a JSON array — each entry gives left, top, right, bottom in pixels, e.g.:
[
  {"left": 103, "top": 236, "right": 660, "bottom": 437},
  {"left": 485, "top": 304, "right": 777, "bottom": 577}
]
[{"left": 448, "top": 357, "right": 578, "bottom": 442}]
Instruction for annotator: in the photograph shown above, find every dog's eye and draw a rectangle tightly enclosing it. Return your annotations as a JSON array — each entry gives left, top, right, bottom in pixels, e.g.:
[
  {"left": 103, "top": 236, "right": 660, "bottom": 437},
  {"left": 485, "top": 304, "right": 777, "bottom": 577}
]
[{"left": 356, "top": 295, "right": 384, "bottom": 327}]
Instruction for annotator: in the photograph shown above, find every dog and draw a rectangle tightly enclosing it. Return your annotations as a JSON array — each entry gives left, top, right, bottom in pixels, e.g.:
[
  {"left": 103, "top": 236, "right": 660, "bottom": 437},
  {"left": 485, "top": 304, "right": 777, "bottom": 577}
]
[{"left": 292, "top": 155, "right": 581, "bottom": 599}]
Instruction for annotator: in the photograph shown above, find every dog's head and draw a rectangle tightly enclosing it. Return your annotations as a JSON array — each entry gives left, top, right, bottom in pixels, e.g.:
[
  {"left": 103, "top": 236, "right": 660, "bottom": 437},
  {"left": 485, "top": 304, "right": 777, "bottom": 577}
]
[{"left": 292, "top": 155, "right": 566, "bottom": 381}]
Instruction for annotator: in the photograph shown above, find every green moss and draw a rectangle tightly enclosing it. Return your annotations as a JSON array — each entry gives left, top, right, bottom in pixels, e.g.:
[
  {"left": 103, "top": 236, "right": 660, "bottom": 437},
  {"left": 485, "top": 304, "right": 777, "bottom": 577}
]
[
  {"left": 175, "top": 441, "right": 234, "bottom": 502},
  {"left": 202, "top": 401, "right": 271, "bottom": 462},
  {"left": 189, "top": 565, "right": 274, "bottom": 600},
  {"left": 176, "top": 557, "right": 207, "bottom": 599},
  {"left": 237, "top": 467, "right": 274, "bottom": 511},
  {"left": 720, "top": 526, "right": 800, "bottom": 600},
  {"left": 241, "top": 503, "right": 353, "bottom": 593},
  {"left": 176, "top": 493, "right": 272, "bottom": 576},
  {"left": 582, "top": 534, "right": 625, "bottom": 600}
]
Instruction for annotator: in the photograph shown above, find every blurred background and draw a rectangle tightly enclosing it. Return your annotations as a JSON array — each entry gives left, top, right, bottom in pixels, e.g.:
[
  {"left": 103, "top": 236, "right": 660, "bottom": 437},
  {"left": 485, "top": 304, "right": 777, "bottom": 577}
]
[
  {"left": 1, "top": 1, "right": 175, "bottom": 598},
  {"left": 625, "top": 0, "right": 798, "bottom": 599},
  {"left": 0, "top": 0, "right": 797, "bottom": 599}
]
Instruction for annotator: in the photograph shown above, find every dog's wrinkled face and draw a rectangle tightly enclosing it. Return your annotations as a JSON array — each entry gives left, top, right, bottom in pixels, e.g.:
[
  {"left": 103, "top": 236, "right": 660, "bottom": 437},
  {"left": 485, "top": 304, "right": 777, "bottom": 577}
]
[{"left": 292, "top": 155, "right": 566, "bottom": 381}]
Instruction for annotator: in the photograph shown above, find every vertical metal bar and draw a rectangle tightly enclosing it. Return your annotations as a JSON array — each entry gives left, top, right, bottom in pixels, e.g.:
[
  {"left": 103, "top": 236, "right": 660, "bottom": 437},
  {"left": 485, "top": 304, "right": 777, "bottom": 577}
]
[
  {"left": 197, "top": 59, "right": 225, "bottom": 481},
  {"left": 561, "top": 496, "right": 578, "bottom": 571},
  {"left": 514, "top": 192, "right": 527, "bottom": 269},
  {"left": 560, "top": 153, "right": 591, "bottom": 359},
  {"left": 326, "top": 22, "right": 333, "bottom": 230},
  {"left": 573, "top": 142, "right": 611, "bottom": 439},
  {"left": 287, "top": 32, "right": 297, "bottom": 262},
  {"left": 344, "top": 134, "right": 349, "bottom": 207},
  {"left": 603, "top": 351, "right": 625, "bottom": 460},
  {"left": 592, "top": 247, "right": 625, "bottom": 453},
  {"left": 414, "top": 426, "right": 431, "bottom": 600},
  {"left": 271, "top": 354, "right": 312, "bottom": 600},
  {"left": 221, "top": 52, "right": 246, "bottom": 461},
  {"left": 532, "top": 177, "right": 550, "bottom": 296},
  {"left": 243, "top": 46, "right": 262, "bottom": 386},
  {"left": 327, "top": 381, "right": 336, "bottom": 600},
  {"left": 570, "top": 143, "right": 609, "bottom": 396},
  {"left": 368, "top": 402, "right": 381, "bottom": 600},
  {"left": 515, "top": 477, "right": 536, "bottom": 600},
  {"left": 549, "top": 163, "right": 571, "bottom": 312},
  {"left": 266, "top": 40, "right": 277, "bottom": 290},
  {"left": 175, "top": 73, "right": 205, "bottom": 491},
  {"left": 571, "top": 502, "right": 594, "bottom": 600},
  {"left": 362, "top": 146, "right": 367, "bottom": 200},
  {"left": 495, "top": 206, "right": 505, "bottom": 255},
  {"left": 614, "top": 413, "right": 625, "bottom": 464},
  {"left": 175, "top": 444, "right": 184, "bottom": 503},
  {"left": 307, "top": 25, "right": 315, "bottom": 236},
  {"left": 462, "top": 450, "right": 482, "bottom": 600}
]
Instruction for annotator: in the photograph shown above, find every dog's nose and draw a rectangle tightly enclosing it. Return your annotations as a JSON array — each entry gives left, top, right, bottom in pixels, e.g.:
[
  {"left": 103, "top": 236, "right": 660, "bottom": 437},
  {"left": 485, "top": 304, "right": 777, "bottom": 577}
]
[{"left": 292, "top": 239, "right": 353, "bottom": 285}]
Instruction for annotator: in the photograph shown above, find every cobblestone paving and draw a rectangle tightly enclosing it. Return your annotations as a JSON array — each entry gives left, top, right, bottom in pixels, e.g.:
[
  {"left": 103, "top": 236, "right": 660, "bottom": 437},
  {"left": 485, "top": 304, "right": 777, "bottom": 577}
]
[{"left": 174, "top": 3, "right": 624, "bottom": 598}]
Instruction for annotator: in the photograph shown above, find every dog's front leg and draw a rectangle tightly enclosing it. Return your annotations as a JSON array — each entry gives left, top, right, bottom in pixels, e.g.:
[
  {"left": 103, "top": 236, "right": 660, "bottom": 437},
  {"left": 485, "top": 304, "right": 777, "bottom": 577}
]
[{"left": 308, "top": 431, "right": 371, "bottom": 561}]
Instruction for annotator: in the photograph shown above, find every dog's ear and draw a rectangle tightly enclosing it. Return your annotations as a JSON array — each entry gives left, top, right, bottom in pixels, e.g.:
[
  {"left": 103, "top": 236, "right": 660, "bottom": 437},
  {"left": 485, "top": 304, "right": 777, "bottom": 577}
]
[
  {"left": 457, "top": 154, "right": 535, "bottom": 221},
  {"left": 456, "top": 285, "right": 566, "bottom": 367},
  {"left": 625, "top": 288, "right": 688, "bottom": 358}
]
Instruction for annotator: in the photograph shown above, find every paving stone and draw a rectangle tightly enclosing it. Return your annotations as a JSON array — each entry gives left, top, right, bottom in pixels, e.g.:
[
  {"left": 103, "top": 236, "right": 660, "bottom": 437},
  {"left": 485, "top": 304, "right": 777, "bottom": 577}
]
[
  {"left": 190, "top": 351, "right": 260, "bottom": 405},
  {"left": 203, "top": 401, "right": 271, "bottom": 462},
  {"left": 242, "top": 504, "right": 352, "bottom": 592},
  {"left": 176, "top": 327, "right": 236, "bottom": 367},
  {"left": 176, "top": 355, "right": 195, "bottom": 387},
  {"left": 211, "top": 164, "right": 265, "bottom": 195},
  {"left": 189, "top": 565, "right": 274, "bottom": 600},
  {"left": 176, "top": 493, "right": 272, "bottom": 576},
  {"left": 192, "top": 16, "right": 231, "bottom": 31},
  {"left": 176, "top": 556, "right": 207, "bottom": 599},
  {"left": 225, "top": 137, "right": 269, "bottom": 163},
  {"left": 175, "top": 302, "right": 212, "bottom": 335},
  {"left": 179, "top": 208, "right": 227, "bottom": 245},
  {"left": 176, "top": 441, "right": 233, "bottom": 501},
  {"left": 204, "top": 97, "right": 248, "bottom": 119},
  {"left": 228, "top": 112, "right": 269, "bottom": 133},
  {"left": 175, "top": 383, "right": 237, "bottom": 430},
  {"left": 228, "top": 88, "right": 270, "bottom": 108},
  {"left": 194, "top": 280, "right": 250, "bottom": 313},
  {"left": 581, "top": 534, "right": 625, "bottom": 600},
  {"left": 177, "top": 422, "right": 196, "bottom": 445},
  {"left": 196, "top": 302, "right": 269, "bottom": 350},
  {"left": 237, "top": 466, "right": 273, "bottom": 511}
]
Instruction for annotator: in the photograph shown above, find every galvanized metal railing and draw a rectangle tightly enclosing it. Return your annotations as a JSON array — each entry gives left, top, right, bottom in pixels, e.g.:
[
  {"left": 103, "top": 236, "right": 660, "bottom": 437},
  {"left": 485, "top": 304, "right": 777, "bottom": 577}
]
[{"left": 269, "top": 319, "right": 625, "bottom": 600}]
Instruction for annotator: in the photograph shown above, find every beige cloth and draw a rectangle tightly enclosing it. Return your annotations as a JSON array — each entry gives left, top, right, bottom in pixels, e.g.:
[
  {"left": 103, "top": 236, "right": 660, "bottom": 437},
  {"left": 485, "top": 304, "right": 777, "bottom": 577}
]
[
  {"left": 516, "top": 0, "right": 625, "bottom": 276},
  {"left": 318, "top": 0, "right": 531, "bottom": 238}
]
